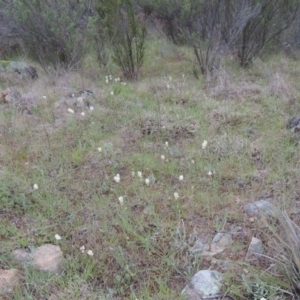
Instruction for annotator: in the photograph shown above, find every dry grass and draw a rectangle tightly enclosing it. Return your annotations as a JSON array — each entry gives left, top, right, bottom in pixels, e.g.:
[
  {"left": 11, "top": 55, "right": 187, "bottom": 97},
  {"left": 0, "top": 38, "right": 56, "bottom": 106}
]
[{"left": 209, "top": 72, "right": 263, "bottom": 101}]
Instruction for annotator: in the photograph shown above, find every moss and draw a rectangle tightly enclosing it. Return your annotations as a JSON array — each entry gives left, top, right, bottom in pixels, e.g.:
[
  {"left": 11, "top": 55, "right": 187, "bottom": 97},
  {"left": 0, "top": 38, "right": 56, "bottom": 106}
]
[{"left": 1, "top": 60, "right": 10, "bottom": 68}]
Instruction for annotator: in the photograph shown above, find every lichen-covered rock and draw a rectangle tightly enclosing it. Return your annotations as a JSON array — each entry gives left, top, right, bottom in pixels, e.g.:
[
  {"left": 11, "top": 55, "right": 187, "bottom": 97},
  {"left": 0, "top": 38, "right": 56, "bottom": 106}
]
[
  {"left": 181, "top": 270, "right": 223, "bottom": 300},
  {"left": 287, "top": 114, "right": 300, "bottom": 133},
  {"left": 245, "top": 237, "right": 263, "bottom": 263},
  {"left": 245, "top": 199, "right": 275, "bottom": 217},
  {"left": 210, "top": 233, "right": 233, "bottom": 254},
  {"left": 0, "top": 61, "right": 38, "bottom": 79}
]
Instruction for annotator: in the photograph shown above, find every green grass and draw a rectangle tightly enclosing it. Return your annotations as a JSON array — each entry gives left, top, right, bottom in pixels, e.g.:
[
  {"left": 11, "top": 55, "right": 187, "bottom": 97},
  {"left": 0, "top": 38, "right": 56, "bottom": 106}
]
[{"left": 1, "top": 36, "right": 300, "bottom": 299}]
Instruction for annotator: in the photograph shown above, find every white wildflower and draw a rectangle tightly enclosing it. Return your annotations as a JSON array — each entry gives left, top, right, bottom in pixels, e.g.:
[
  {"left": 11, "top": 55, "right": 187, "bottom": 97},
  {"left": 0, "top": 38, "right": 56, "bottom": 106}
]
[
  {"left": 165, "top": 141, "right": 168, "bottom": 147},
  {"left": 114, "top": 174, "right": 120, "bottom": 183},
  {"left": 89, "top": 106, "right": 94, "bottom": 111},
  {"left": 179, "top": 175, "right": 184, "bottom": 181},
  {"left": 131, "top": 171, "right": 135, "bottom": 177},
  {"left": 118, "top": 196, "right": 124, "bottom": 205},
  {"left": 87, "top": 250, "right": 93, "bottom": 256},
  {"left": 68, "top": 108, "right": 74, "bottom": 114},
  {"left": 80, "top": 245, "right": 85, "bottom": 253},
  {"left": 110, "top": 91, "right": 114, "bottom": 96},
  {"left": 81, "top": 112, "right": 85, "bottom": 116},
  {"left": 42, "top": 96, "right": 47, "bottom": 99},
  {"left": 161, "top": 155, "right": 165, "bottom": 160},
  {"left": 137, "top": 171, "right": 142, "bottom": 178},
  {"left": 145, "top": 178, "right": 150, "bottom": 185},
  {"left": 97, "top": 147, "right": 102, "bottom": 152},
  {"left": 33, "top": 183, "right": 38, "bottom": 190},
  {"left": 55, "top": 234, "right": 62, "bottom": 240},
  {"left": 174, "top": 192, "right": 179, "bottom": 200},
  {"left": 202, "top": 140, "right": 208, "bottom": 149},
  {"left": 191, "top": 160, "right": 195, "bottom": 164}
]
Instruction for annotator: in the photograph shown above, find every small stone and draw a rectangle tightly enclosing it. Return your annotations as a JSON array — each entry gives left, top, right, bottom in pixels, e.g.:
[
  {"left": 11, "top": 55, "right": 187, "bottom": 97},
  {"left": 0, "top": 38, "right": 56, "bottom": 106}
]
[
  {"left": 245, "top": 199, "right": 275, "bottom": 217},
  {"left": 210, "top": 233, "right": 233, "bottom": 254},
  {"left": 12, "top": 248, "right": 31, "bottom": 264},
  {"left": 181, "top": 270, "right": 223, "bottom": 300},
  {"left": 0, "top": 269, "right": 23, "bottom": 296},
  {"left": 249, "top": 217, "right": 255, "bottom": 222},
  {"left": 75, "top": 97, "right": 85, "bottom": 108},
  {"left": 245, "top": 237, "right": 263, "bottom": 263},
  {"left": 287, "top": 114, "right": 300, "bottom": 133},
  {"left": 32, "top": 244, "right": 64, "bottom": 273}
]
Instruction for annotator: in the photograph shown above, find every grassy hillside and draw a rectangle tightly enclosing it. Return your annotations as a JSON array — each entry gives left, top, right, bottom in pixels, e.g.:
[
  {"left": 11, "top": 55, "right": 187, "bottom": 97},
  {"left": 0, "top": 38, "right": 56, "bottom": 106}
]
[{"left": 1, "top": 36, "right": 300, "bottom": 299}]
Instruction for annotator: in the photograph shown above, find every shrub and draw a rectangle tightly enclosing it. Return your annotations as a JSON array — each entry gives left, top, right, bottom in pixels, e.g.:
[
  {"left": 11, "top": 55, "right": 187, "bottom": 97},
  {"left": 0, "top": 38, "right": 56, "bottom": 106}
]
[
  {"left": 139, "top": 0, "right": 300, "bottom": 76},
  {"left": 7, "top": 0, "right": 94, "bottom": 72},
  {"left": 139, "top": 0, "right": 260, "bottom": 77},
  {"left": 232, "top": 0, "right": 300, "bottom": 67},
  {"left": 96, "top": 0, "right": 147, "bottom": 80}
]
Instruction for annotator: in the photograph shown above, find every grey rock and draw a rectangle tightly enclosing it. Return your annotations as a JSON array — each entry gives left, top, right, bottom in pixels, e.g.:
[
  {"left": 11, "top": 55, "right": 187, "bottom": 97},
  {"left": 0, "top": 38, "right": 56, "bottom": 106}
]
[
  {"left": 245, "top": 237, "right": 263, "bottom": 263},
  {"left": 245, "top": 199, "right": 275, "bottom": 217},
  {"left": 181, "top": 270, "right": 223, "bottom": 300},
  {"left": 0, "top": 269, "right": 23, "bottom": 296},
  {"left": 210, "top": 233, "right": 233, "bottom": 254}
]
